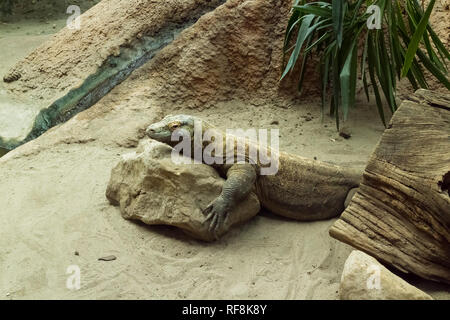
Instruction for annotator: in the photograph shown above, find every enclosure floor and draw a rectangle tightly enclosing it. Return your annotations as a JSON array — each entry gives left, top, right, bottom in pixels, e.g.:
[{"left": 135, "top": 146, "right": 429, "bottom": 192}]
[{"left": 0, "top": 14, "right": 449, "bottom": 300}]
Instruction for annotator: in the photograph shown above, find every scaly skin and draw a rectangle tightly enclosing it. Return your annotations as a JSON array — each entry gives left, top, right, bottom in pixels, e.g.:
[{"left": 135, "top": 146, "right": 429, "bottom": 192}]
[{"left": 146, "top": 114, "right": 361, "bottom": 238}]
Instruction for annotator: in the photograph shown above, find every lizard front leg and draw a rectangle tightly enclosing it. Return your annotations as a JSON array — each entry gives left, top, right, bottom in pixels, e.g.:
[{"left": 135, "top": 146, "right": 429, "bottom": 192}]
[{"left": 203, "top": 163, "right": 256, "bottom": 238}]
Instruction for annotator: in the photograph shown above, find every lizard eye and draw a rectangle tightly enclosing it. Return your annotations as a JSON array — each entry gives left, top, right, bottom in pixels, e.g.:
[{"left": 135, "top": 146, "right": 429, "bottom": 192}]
[{"left": 168, "top": 122, "right": 181, "bottom": 130}]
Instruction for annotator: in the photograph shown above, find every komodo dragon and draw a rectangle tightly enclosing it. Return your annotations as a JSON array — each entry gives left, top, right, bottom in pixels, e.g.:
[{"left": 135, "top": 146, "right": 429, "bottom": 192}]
[{"left": 146, "top": 114, "right": 361, "bottom": 236}]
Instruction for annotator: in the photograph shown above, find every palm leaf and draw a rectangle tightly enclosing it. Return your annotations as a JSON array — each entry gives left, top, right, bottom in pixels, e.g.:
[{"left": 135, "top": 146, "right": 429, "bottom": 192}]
[
  {"left": 401, "top": 0, "right": 436, "bottom": 77},
  {"left": 281, "top": 0, "right": 449, "bottom": 129}
]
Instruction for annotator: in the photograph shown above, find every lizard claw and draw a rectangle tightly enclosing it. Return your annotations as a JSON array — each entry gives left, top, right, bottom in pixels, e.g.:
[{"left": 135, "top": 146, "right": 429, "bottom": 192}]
[{"left": 203, "top": 197, "right": 229, "bottom": 239}]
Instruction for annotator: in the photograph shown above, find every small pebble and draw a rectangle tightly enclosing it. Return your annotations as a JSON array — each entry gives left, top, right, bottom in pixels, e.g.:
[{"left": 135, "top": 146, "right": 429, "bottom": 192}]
[
  {"left": 74, "top": 251, "right": 79, "bottom": 256},
  {"left": 339, "top": 126, "right": 352, "bottom": 139},
  {"left": 98, "top": 255, "right": 116, "bottom": 261},
  {"left": 339, "top": 130, "right": 351, "bottom": 139}
]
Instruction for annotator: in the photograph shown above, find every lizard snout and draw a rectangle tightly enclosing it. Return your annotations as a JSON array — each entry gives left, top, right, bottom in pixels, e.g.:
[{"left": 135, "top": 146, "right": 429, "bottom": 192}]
[
  {"left": 146, "top": 125, "right": 158, "bottom": 138},
  {"left": 146, "top": 127, "right": 155, "bottom": 135}
]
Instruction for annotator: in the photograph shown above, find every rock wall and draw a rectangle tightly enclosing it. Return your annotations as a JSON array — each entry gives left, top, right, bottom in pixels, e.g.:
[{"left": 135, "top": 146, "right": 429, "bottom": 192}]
[
  {"left": 143, "top": 0, "right": 317, "bottom": 109},
  {"left": 2, "top": 0, "right": 448, "bottom": 150},
  {"left": 3, "top": 0, "right": 225, "bottom": 100},
  {"left": 0, "top": 0, "right": 314, "bottom": 150},
  {"left": 0, "top": 0, "right": 227, "bottom": 149}
]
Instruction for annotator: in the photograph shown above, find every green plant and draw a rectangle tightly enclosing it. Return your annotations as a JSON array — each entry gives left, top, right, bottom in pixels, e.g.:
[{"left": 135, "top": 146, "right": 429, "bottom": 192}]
[
  {"left": 282, "top": 0, "right": 450, "bottom": 128},
  {"left": 0, "top": 0, "right": 17, "bottom": 15}
]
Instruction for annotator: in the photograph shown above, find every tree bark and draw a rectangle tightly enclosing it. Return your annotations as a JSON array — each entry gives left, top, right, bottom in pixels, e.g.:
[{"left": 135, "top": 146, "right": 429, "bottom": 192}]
[{"left": 330, "top": 89, "right": 450, "bottom": 284}]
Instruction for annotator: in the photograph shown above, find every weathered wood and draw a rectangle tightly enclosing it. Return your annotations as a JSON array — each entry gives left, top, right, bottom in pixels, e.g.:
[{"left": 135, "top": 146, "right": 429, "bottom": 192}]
[{"left": 329, "top": 89, "right": 450, "bottom": 284}]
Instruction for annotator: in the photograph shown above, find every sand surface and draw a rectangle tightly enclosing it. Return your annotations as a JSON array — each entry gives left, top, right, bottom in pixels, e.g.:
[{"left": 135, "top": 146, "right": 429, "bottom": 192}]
[
  {"left": 0, "top": 98, "right": 380, "bottom": 300},
  {"left": 1, "top": 96, "right": 449, "bottom": 300},
  {"left": 0, "top": 6, "right": 449, "bottom": 300}
]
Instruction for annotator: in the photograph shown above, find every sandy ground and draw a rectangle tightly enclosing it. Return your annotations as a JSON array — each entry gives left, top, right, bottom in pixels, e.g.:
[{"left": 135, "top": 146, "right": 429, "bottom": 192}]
[
  {"left": 0, "top": 11, "right": 449, "bottom": 300},
  {"left": 0, "top": 97, "right": 382, "bottom": 300},
  {"left": 0, "top": 18, "right": 64, "bottom": 157},
  {"left": 1, "top": 96, "right": 449, "bottom": 300}
]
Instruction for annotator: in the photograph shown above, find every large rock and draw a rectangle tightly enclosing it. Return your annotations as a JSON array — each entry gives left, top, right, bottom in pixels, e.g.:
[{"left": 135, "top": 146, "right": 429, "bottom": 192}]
[
  {"left": 106, "top": 139, "right": 260, "bottom": 241},
  {"left": 0, "top": 0, "right": 307, "bottom": 159},
  {"left": 340, "top": 251, "right": 433, "bottom": 300},
  {"left": 145, "top": 0, "right": 312, "bottom": 108},
  {"left": 0, "top": 0, "right": 315, "bottom": 150},
  {"left": 0, "top": 0, "right": 225, "bottom": 149}
]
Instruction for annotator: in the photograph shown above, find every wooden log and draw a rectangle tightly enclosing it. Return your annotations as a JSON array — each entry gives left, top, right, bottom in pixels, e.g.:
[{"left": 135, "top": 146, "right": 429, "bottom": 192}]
[{"left": 329, "top": 89, "right": 450, "bottom": 284}]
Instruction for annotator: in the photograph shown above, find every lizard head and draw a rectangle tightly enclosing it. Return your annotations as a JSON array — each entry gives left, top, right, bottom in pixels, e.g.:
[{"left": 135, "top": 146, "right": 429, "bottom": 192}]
[{"left": 146, "top": 114, "right": 199, "bottom": 147}]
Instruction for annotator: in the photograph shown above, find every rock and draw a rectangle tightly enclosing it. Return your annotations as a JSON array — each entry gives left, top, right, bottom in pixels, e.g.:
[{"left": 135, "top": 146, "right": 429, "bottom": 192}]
[
  {"left": 1, "top": 0, "right": 316, "bottom": 151},
  {"left": 339, "top": 126, "right": 351, "bottom": 139},
  {"left": 106, "top": 140, "right": 260, "bottom": 241},
  {"left": 339, "top": 251, "right": 433, "bottom": 300},
  {"left": 442, "top": 0, "right": 450, "bottom": 9},
  {"left": 0, "top": 0, "right": 225, "bottom": 150}
]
